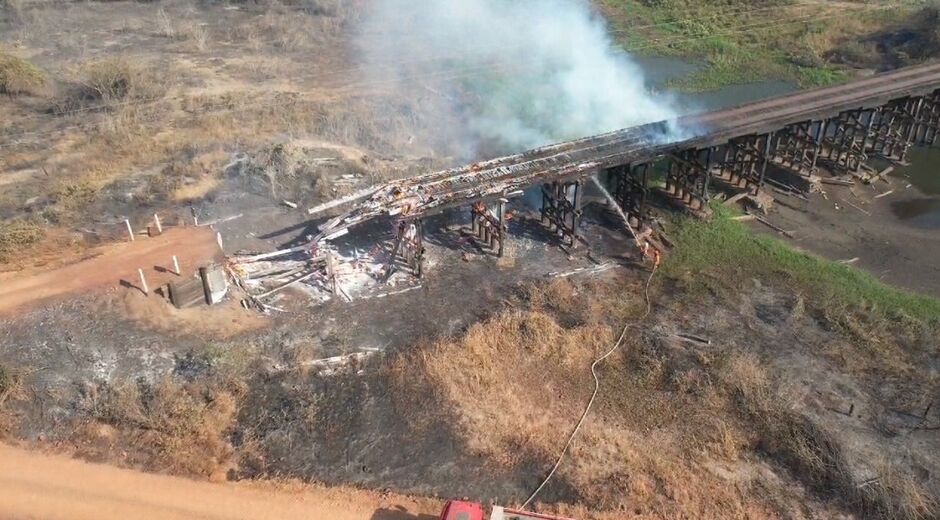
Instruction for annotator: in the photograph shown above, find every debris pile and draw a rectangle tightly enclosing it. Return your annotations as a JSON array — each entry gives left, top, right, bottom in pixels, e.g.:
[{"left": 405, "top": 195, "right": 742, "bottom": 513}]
[{"left": 227, "top": 240, "right": 423, "bottom": 312}]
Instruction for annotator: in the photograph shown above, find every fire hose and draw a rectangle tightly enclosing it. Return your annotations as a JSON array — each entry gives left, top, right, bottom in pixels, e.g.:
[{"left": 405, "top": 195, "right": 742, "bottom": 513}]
[{"left": 522, "top": 176, "right": 659, "bottom": 508}]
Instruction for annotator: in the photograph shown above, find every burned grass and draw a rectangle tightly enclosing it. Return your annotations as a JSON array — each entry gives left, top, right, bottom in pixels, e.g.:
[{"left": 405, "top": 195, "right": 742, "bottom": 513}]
[
  {"left": 1, "top": 270, "right": 936, "bottom": 519},
  {"left": 382, "top": 280, "right": 804, "bottom": 516},
  {"left": 64, "top": 342, "right": 260, "bottom": 479},
  {"left": 385, "top": 273, "right": 938, "bottom": 519}
]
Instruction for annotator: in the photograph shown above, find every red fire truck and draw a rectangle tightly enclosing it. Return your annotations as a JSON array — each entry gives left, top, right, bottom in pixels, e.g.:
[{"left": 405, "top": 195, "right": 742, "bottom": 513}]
[{"left": 438, "top": 500, "right": 576, "bottom": 520}]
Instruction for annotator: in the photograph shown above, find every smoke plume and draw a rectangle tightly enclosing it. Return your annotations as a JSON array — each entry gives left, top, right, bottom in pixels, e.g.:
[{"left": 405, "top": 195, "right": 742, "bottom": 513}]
[{"left": 355, "top": 0, "right": 680, "bottom": 156}]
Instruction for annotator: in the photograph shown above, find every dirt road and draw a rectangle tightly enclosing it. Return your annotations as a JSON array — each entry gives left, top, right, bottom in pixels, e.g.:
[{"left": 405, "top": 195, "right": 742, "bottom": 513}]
[
  {"left": 0, "top": 227, "right": 221, "bottom": 316},
  {"left": 0, "top": 444, "right": 440, "bottom": 520}
]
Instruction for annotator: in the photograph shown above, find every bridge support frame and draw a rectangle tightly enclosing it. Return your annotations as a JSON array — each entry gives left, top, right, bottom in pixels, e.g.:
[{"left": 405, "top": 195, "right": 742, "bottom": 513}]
[
  {"left": 818, "top": 108, "right": 871, "bottom": 174},
  {"left": 913, "top": 89, "right": 940, "bottom": 147},
  {"left": 867, "top": 97, "right": 920, "bottom": 163},
  {"left": 541, "top": 180, "right": 583, "bottom": 248},
  {"left": 666, "top": 149, "right": 711, "bottom": 210},
  {"left": 714, "top": 134, "right": 772, "bottom": 195},
  {"left": 470, "top": 199, "right": 508, "bottom": 257},
  {"left": 770, "top": 122, "right": 819, "bottom": 177},
  {"left": 606, "top": 163, "right": 649, "bottom": 226},
  {"left": 385, "top": 218, "right": 425, "bottom": 281}
]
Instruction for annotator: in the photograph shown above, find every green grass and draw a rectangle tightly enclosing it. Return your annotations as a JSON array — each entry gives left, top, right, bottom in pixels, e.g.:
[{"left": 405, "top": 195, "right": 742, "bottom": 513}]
[
  {"left": 598, "top": 0, "right": 924, "bottom": 92},
  {"left": 794, "top": 65, "right": 849, "bottom": 88},
  {"left": 666, "top": 46, "right": 786, "bottom": 92},
  {"left": 662, "top": 206, "right": 940, "bottom": 325}
]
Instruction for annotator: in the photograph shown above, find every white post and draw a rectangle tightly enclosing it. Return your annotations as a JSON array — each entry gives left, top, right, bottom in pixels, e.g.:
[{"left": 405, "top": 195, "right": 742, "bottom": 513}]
[
  {"left": 138, "top": 268, "right": 149, "bottom": 295},
  {"left": 216, "top": 232, "right": 224, "bottom": 252},
  {"left": 154, "top": 213, "right": 162, "bottom": 233},
  {"left": 125, "top": 219, "right": 135, "bottom": 242},
  {"left": 172, "top": 255, "right": 181, "bottom": 275}
]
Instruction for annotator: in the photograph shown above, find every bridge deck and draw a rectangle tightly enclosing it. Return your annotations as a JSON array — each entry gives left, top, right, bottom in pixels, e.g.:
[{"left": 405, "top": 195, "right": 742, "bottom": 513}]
[{"left": 316, "top": 62, "right": 940, "bottom": 238}]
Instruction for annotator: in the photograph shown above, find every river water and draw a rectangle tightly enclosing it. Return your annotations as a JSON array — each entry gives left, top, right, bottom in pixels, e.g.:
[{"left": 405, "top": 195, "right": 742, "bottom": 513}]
[{"left": 891, "top": 147, "right": 940, "bottom": 228}]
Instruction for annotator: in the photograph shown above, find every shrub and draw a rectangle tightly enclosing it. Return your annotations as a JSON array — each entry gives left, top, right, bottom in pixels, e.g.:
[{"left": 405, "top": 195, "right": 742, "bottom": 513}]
[
  {"left": 0, "top": 219, "right": 45, "bottom": 263},
  {"left": 78, "top": 58, "right": 143, "bottom": 102},
  {"left": 0, "top": 49, "right": 45, "bottom": 96},
  {"left": 53, "top": 57, "right": 166, "bottom": 113},
  {"left": 0, "top": 365, "right": 15, "bottom": 405}
]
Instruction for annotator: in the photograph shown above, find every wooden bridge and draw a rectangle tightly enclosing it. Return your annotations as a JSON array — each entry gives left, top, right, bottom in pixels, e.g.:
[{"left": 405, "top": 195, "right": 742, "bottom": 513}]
[{"left": 310, "top": 62, "right": 940, "bottom": 277}]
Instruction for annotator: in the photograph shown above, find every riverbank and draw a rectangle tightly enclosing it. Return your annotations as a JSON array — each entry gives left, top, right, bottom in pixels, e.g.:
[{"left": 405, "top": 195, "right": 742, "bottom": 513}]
[{"left": 597, "top": 0, "right": 940, "bottom": 92}]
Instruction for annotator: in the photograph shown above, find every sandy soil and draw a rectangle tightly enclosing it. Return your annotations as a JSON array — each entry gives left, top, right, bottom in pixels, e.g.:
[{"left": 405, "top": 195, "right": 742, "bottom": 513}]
[
  {"left": 0, "top": 443, "right": 441, "bottom": 520},
  {"left": 0, "top": 227, "right": 221, "bottom": 316},
  {"left": 109, "top": 291, "right": 269, "bottom": 340}
]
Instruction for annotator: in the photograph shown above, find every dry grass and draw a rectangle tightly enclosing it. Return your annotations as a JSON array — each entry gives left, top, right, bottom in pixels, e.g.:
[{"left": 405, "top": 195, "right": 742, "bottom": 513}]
[
  {"left": 74, "top": 56, "right": 166, "bottom": 104},
  {"left": 0, "top": 364, "right": 21, "bottom": 436},
  {"left": 77, "top": 377, "right": 237, "bottom": 478},
  {"left": 861, "top": 462, "right": 939, "bottom": 520},
  {"left": 227, "top": 7, "right": 346, "bottom": 52},
  {"left": 28, "top": 90, "right": 430, "bottom": 229},
  {"left": 0, "top": 364, "right": 17, "bottom": 408},
  {"left": 144, "top": 148, "right": 228, "bottom": 203},
  {"left": 0, "top": 219, "right": 45, "bottom": 263},
  {"left": 49, "top": 56, "right": 168, "bottom": 118},
  {"left": 387, "top": 277, "right": 937, "bottom": 519},
  {"left": 387, "top": 278, "right": 781, "bottom": 517},
  {"left": 721, "top": 354, "right": 851, "bottom": 492},
  {"left": 156, "top": 9, "right": 210, "bottom": 52},
  {"left": 0, "top": 49, "right": 45, "bottom": 96},
  {"left": 1, "top": 0, "right": 25, "bottom": 25}
]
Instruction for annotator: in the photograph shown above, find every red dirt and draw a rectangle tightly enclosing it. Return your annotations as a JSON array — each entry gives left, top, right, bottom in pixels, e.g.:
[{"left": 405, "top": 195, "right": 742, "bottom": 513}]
[
  {"left": 0, "top": 227, "right": 222, "bottom": 316},
  {"left": 0, "top": 443, "right": 441, "bottom": 520}
]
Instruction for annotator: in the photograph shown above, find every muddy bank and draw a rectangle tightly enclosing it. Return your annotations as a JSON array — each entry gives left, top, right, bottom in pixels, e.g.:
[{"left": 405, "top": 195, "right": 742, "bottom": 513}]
[{"left": 751, "top": 163, "right": 940, "bottom": 298}]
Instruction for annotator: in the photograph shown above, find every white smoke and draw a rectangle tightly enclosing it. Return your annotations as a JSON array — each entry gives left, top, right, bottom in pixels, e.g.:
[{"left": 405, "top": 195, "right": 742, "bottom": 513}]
[{"left": 355, "top": 0, "right": 680, "bottom": 155}]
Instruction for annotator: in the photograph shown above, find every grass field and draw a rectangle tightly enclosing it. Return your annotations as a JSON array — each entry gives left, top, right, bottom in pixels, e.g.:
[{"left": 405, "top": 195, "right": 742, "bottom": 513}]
[
  {"left": 598, "top": 0, "right": 937, "bottom": 91},
  {"left": 663, "top": 204, "right": 940, "bottom": 325}
]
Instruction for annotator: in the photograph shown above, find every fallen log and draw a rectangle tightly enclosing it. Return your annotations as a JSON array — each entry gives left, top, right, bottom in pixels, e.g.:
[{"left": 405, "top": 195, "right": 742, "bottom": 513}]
[
  {"left": 751, "top": 214, "right": 794, "bottom": 238},
  {"left": 844, "top": 200, "right": 871, "bottom": 216},
  {"left": 675, "top": 332, "right": 711, "bottom": 345},
  {"left": 867, "top": 165, "right": 895, "bottom": 184},
  {"left": 257, "top": 270, "right": 318, "bottom": 298},
  {"left": 307, "top": 186, "right": 381, "bottom": 216},
  {"left": 234, "top": 245, "right": 310, "bottom": 263},
  {"left": 820, "top": 177, "right": 855, "bottom": 186},
  {"left": 196, "top": 213, "right": 243, "bottom": 227}
]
